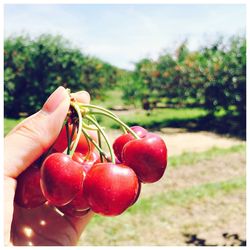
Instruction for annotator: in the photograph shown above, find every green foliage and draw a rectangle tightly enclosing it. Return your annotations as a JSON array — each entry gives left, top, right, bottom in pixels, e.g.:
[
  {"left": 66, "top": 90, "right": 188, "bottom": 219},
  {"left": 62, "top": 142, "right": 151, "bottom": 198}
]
[
  {"left": 4, "top": 34, "right": 246, "bottom": 138},
  {"left": 122, "top": 36, "right": 246, "bottom": 126},
  {"left": 201, "top": 37, "right": 246, "bottom": 118},
  {"left": 4, "top": 34, "right": 118, "bottom": 117}
]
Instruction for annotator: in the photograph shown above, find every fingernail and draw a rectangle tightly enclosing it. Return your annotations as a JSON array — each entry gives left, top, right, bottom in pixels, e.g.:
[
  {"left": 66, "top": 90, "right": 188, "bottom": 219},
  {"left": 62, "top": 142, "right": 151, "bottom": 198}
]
[{"left": 42, "top": 87, "right": 67, "bottom": 113}]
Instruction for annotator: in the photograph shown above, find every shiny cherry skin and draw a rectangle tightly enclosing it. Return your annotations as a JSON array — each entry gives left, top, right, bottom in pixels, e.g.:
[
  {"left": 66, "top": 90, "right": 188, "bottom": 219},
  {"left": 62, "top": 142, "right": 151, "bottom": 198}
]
[
  {"left": 53, "top": 124, "right": 75, "bottom": 152},
  {"left": 113, "top": 126, "right": 148, "bottom": 162},
  {"left": 130, "top": 126, "right": 148, "bottom": 138},
  {"left": 56, "top": 185, "right": 90, "bottom": 217},
  {"left": 14, "top": 165, "right": 46, "bottom": 209},
  {"left": 83, "top": 163, "right": 140, "bottom": 216},
  {"left": 113, "top": 133, "right": 134, "bottom": 162},
  {"left": 40, "top": 153, "right": 84, "bottom": 206},
  {"left": 72, "top": 151, "right": 99, "bottom": 173},
  {"left": 75, "top": 130, "right": 97, "bottom": 155},
  {"left": 122, "top": 133, "right": 167, "bottom": 183},
  {"left": 130, "top": 181, "right": 141, "bottom": 206}
]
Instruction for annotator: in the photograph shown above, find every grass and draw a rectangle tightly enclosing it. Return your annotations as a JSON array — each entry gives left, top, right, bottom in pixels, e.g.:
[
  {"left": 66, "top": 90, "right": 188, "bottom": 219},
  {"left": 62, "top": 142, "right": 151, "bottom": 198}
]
[
  {"left": 4, "top": 106, "right": 207, "bottom": 135},
  {"left": 89, "top": 176, "right": 246, "bottom": 224},
  {"left": 131, "top": 177, "right": 245, "bottom": 213},
  {"left": 4, "top": 117, "right": 24, "bottom": 136},
  {"left": 90, "top": 89, "right": 208, "bottom": 129},
  {"left": 169, "top": 144, "right": 246, "bottom": 168},
  {"left": 91, "top": 89, "right": 125, "bottom": 109},
  {"left": 96, "top": 107, "right": 207, "bottom": 130}
]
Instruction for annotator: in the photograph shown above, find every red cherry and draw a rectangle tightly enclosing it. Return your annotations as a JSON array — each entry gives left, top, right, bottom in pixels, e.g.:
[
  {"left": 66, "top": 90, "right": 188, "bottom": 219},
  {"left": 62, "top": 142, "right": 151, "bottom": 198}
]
[
  {"left": 53, "top": 124, "right": 75, "bottom": 152},
  {"left": 130, "top": 181, "right": 141, "bottom": 206},
  {"left": 40, "top": 153, "right": 84, "bottom": 206},
  {"left": 113, "top": 126, "right": 148, "bottom": 162},
  {"left": 73, "top": 151, "right": 99, "bottom": 165},
  {"left": 56, "top": 185, "right": 90, "bottom": 217},
  {"left": 130, "top": 126, "right": 148, "bottom": 138},
  {"left": 72, "top": 151, "right": 99, "bottom": 173},
  {"left": 14, "top": 165, "right": 46, "bottom": 209},
  {"left": 122, "top": 133, "right": 167, "bottom": 183},
  {"left": 53, "top": 125, "right": 97, "bottom": 155},
  {"left": 75, "top": 130, "right": 98, "bottom": 155},
  {"left": 83, "top": 163, "right": 140, "bottom": 216},
  {"left": 113, "top": 133, "right": 134, "bottom": 162}
]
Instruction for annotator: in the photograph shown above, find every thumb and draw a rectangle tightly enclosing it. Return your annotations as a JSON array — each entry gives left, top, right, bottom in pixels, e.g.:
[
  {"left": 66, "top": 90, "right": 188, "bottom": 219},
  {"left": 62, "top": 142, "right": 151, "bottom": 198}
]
[{"left": 4, "top": 86, "right": 70, "bottom": 178}]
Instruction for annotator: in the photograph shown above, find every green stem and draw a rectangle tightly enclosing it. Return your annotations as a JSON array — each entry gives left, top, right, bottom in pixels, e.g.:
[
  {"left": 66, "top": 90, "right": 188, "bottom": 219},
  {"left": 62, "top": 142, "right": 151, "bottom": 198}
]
[
  {"left": 82, "top": 120, "right": 98, "bottom": 131},
  {"left": 81, "top": 128, "right": 110, "bottom": 161},
  {"left": 90, "top": 110, "right": 140, "bottom": 139},
  {"left": 65, "top": 121, "right": 71, "bottom": 155},
  {"left": 70, "top": 102, "right": 83, "bottom": 157},
  {"left": 80, "top": 104, "right": 128, "bottom": 134},
  {"left": 97, "top": 130, "right": 104, "bottom": 163},
  {"left": 79, "top": 103, "right": 120, "bottom": 119},
  {"left": 85, "top": 115, "right": 115, "bottom": 163}
]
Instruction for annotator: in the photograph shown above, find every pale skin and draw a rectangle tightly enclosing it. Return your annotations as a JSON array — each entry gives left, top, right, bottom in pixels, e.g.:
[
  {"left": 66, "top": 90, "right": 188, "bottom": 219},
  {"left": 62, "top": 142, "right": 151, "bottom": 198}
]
[{"left": 4, "top": 87, "right": 94, "bottom": 246}]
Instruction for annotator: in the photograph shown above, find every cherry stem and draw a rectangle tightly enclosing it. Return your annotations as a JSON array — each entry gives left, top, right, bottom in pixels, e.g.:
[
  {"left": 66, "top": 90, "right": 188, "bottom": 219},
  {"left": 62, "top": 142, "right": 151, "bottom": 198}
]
[
  {"left": 97, "top": 130, "right": 104, "bottom": 163},
  {"left": 79, "top": 103, "right": 127, "bottom": 134},
  {"left": 65, "top": 121, "right": 71, "bottom": 155},
  {"left": 82, "top": 119, "right": 98, "bottom": 131},
  {"left": 81, "top": 128, "right": 110, "bottom": 161},
  {"left": 70, "top": 101, "right": 83, "bottom": 157},
  {"left": 90, "top": 110, "right": 140, "bottom": 139},
  {"left": 85, "top": 114, "right": 116, "bottom": 164},
  {"left": 79, "top": 103, "right": 119, "bottom": 119},
  {"left": 71, "top": 124, "right": 76, "bottom": 144}
]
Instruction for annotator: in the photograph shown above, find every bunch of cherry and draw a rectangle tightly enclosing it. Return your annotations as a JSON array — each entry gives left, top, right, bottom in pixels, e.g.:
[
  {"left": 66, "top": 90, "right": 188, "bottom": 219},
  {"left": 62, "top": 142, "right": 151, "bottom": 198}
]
[{"left": 14, "top": 94, "right": 168, "bottom": 217}]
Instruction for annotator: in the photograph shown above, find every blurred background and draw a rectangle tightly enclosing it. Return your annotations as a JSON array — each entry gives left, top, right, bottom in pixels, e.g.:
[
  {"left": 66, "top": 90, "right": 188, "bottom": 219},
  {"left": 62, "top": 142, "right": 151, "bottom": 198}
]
[{"left": 4, "top": 4, "right": 246, "bottom": 246}]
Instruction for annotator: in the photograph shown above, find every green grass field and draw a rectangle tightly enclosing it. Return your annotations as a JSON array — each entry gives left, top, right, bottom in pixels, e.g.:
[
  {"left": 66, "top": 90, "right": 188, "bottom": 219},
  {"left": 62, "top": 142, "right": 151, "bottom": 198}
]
[
  {"left": 4, "top": 118, "right": 24, "bottom": 136},
  {"left": 95, "top": 107, "right": 207, "bottom": 130}
]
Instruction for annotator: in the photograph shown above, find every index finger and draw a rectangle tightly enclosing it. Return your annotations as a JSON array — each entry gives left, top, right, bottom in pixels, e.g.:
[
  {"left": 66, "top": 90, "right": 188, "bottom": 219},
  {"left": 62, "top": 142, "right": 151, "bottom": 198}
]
[{"left": 71, "top": 91, "right": 90, "bottom": 104}]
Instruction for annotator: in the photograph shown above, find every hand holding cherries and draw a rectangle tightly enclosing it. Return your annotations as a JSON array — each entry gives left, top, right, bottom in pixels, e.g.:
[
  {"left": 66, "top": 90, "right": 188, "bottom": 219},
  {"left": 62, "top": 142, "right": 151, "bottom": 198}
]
[{"left": 14, "top": 90, "right": 168, "bottom": 217}]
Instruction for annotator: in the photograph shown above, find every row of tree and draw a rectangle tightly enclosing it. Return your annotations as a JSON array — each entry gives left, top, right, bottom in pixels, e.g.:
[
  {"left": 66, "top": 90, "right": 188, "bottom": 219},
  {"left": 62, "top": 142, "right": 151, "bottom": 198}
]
[
  {"left": 121, "top": 36, "right": 246, "bottom": 121},
  {"left": 4, "top": 34, "right": 246, "bottom": 124},
  {"left": 4, "top": 34, "right": 118, "bottom": 117}
]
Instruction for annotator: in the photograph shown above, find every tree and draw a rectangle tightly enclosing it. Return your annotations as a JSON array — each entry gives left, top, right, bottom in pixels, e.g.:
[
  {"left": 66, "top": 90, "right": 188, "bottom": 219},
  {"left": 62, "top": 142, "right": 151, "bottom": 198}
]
[{"left": 4, "top": 34, "right": 118, "bottom": 117}]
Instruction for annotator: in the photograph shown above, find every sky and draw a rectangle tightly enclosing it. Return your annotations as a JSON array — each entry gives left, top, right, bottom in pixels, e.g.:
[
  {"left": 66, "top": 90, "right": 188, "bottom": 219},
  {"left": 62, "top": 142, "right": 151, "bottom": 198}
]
[{"left": 4, "top": 4, "right": 246, "bottom": 70}]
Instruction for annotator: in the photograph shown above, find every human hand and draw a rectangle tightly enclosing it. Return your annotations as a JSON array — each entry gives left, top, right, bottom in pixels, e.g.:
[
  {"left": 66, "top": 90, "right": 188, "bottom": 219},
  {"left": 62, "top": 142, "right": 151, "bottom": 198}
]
[{"left": 4, "top": 87, "right": 94, "bottom": 246}]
